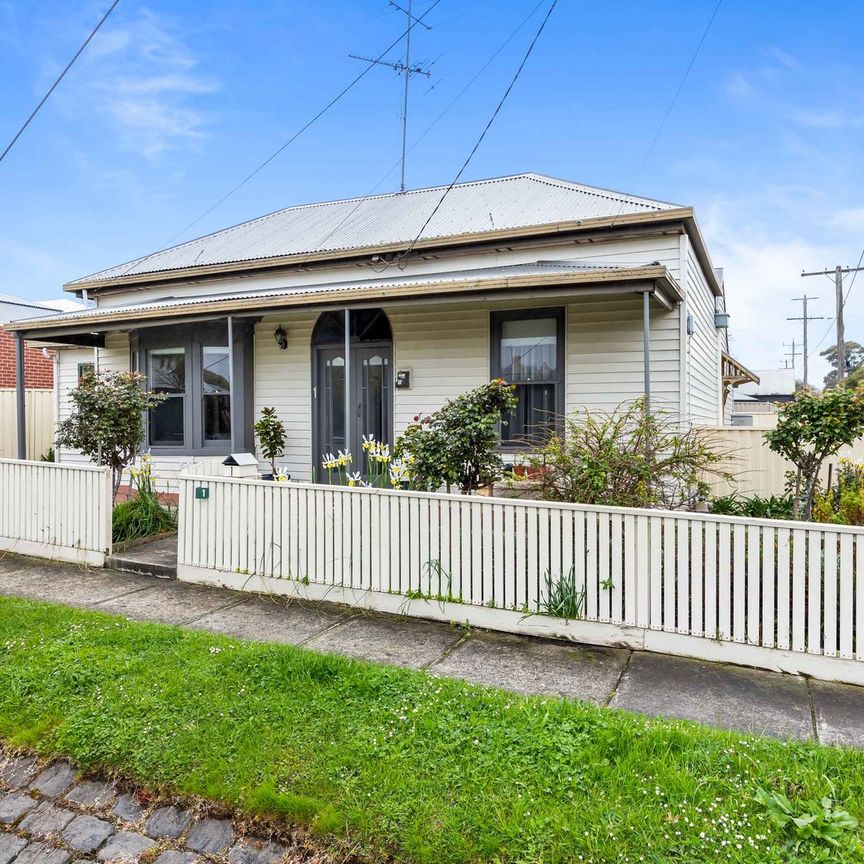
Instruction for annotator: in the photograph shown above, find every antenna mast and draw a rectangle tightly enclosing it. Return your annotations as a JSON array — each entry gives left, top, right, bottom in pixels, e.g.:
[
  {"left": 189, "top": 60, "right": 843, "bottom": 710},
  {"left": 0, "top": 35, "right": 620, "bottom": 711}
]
[{"left": 350, "top": 0, "right": 431, "bottom": 191}]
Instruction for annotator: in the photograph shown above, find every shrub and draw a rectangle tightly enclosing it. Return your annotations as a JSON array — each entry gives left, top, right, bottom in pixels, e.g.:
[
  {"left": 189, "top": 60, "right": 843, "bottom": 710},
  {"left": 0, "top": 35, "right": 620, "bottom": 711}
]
[
  {"left": 395, "top": 379, "right": 517, "bottom": 493},
  {"left": 515, "top": 399, "right": 731, "bottom": 510},
  {"left": 112, "top": 454, "right": 177, "bottom": 545},
  {"left": 55, "top": 370, "right": 165, "bottom": 501},
  {"left": 812, "top": 460, "right": 864, "bottom": 526},
  {"left": 765, "top": 386, "right": 864, "bottom": 520},
  {"left": 709, "top": 493, "right": 794, "bottom": 520}
]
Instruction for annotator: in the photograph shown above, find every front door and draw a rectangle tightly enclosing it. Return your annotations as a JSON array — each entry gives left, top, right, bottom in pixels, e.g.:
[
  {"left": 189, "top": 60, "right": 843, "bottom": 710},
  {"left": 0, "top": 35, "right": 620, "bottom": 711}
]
[{"left": 314, "top": 344, "right": 392, "bottom": 479}]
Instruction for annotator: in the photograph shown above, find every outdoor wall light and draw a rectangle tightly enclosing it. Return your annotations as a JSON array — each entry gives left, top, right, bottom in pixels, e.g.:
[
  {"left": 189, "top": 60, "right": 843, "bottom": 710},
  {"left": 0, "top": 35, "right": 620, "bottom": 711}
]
[{"left": 274, "top": 325, "right": 287, "bottom": 350}]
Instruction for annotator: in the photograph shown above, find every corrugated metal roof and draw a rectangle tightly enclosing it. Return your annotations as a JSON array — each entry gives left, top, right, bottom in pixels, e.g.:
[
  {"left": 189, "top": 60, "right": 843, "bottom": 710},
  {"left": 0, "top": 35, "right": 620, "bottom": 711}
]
[
  {"left": 69, "top": 173, "right": 681, "bottom": 286},
  {"left": 17, "top": 260, "right": 677, "bottom": 332}
]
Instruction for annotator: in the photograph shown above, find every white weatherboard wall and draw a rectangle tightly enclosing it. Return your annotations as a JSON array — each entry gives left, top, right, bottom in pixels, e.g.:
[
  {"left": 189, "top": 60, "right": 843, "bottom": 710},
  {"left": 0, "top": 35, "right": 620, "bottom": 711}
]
[
  {"left": 178, "top": 478, "right": 864, "bottom": 686},
  {"left": 684, "top": 241, "right": 722, "bottom": 424},
  {"left": 0, "top": 459, "right": 112, "bottom": 565},
  {"left": 253, "top": 293, "right": 681, "bottom": 479}
]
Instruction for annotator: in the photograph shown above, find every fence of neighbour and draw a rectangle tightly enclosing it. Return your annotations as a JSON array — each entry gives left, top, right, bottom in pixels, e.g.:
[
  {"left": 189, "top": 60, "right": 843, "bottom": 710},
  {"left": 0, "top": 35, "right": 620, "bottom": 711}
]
[
  {"left": 177, "top": 475, "right": 864, "bottom": 685},
  {"left": 0, "top": 458, "right": 113, "bottom": 566},
  {"left": 703, "top": 427, "right": 864, "bottom": 498}
]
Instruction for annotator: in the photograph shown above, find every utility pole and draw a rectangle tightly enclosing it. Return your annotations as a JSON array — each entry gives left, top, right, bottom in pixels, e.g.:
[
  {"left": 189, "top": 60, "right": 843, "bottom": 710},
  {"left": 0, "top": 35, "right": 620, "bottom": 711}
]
[
  {"left": 802, "top": 264, "right": 864, "bottom": 386},
  {"left": 349, "top": 0, "right": 431, "bottom": 192},
  {"left": 787, "top": 295, "right": 823, "bottom": 388},
  {"left": 783, "top": 339, "right": 801, "bottom": 373}
]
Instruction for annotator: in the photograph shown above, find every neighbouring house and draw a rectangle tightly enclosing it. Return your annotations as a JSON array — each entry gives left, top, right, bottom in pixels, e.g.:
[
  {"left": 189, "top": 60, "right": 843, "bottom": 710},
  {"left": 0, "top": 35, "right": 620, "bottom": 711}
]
[
  {"left": 8, "top": 173, "right": 756, "bottom": 482},
  {"left": 732, "top": 368, "right": 796, "bottom": 428},
  {"left": 0, "top": 295, "right": 62, "bottom": 459}
]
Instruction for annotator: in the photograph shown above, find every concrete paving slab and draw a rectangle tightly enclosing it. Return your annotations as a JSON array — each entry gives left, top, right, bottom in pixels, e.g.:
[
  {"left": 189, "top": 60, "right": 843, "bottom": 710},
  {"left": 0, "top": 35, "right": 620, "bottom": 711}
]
[
  {"left": 304, "top": 612, "right": 462, "bottom": 668},
  {"left": 93, "top": 581, "right": 244, "bottom": 626},
  {"left": 0, "top": 555, "right": 30, "bottom": 577},
  {"left": 0, "top": 567, "right": 154, "bottom": 608},
  {"left": 810, "top": 679, "right": 864, "bottom": 747},
  {"left": 431, "top": 631, "right": 628, "bottom": 703},
  {"left": 188, "top": 595, "right": 346, "bottom": 645},
  {"left": 611, "top": 652, "right": 814, "bottom": 739}
]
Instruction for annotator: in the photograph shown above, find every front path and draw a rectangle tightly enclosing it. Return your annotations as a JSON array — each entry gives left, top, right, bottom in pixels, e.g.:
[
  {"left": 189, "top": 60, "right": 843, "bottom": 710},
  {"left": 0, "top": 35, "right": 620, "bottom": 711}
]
[{"left": 1, "top": 552, "right": 863, "bottom": 746}]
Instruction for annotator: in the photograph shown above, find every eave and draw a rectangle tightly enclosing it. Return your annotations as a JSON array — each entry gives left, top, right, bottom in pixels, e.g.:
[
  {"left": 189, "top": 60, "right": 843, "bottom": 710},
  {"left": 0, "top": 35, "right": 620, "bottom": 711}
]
[{"left": 16, "top": 265, "right": 682, "bottom": 341}]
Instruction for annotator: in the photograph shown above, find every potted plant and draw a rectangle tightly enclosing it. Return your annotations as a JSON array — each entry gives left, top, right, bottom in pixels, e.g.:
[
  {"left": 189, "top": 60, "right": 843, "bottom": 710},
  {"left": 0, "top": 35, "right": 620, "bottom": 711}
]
[{"left": 253, "top": 406, "right": 287, "bottom": 480}]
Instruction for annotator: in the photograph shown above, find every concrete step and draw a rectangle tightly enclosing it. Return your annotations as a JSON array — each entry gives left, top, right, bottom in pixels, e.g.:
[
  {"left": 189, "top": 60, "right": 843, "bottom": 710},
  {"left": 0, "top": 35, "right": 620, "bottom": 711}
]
[{"left": 107, "top": 534, "right": 178, "bottom": 579}]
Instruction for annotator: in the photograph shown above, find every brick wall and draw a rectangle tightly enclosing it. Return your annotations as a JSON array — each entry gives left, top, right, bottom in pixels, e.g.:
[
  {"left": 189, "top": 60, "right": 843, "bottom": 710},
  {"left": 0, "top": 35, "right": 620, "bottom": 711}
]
[{"left": 0, "top": 327, "right": 54, "bottom": 388}]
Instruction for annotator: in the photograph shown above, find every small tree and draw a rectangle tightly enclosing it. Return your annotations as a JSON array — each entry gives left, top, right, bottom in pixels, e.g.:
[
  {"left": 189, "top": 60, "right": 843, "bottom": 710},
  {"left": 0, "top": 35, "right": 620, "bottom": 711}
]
[
  {"left": 515, "top": 399, "right": 731, "bottom": 510},
  {"left": 253, "top": 406, "right": 287, "bottom": 475},
  {"left": 765, "top": 386, "right": 864, "bottom": 520},
  {"left": 395, "top": 379, "right": 517, "bottom": 493},
  {"left": 55, "top": 370, "right": 164, "bottom": 501}
]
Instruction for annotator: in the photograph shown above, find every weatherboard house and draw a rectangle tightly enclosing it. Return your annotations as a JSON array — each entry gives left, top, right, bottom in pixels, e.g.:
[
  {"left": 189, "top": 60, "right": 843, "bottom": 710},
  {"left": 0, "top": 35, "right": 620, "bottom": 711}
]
[{"left": 9, "top": 173, "right": 754, "bottom": 480}]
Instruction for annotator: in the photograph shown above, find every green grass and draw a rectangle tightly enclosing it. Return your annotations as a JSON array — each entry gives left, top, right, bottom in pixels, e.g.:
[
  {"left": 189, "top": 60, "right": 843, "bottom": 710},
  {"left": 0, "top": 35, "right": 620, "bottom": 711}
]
[{"left": 1, "top": 597, "right": 863, "bottom": 863}]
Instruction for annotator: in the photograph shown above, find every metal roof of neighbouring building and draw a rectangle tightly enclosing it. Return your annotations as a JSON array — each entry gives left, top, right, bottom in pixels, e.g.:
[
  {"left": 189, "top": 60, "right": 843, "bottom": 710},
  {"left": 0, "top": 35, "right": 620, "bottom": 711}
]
[{"left": 67, "top": 173, "right": 683, "bottom": 288}]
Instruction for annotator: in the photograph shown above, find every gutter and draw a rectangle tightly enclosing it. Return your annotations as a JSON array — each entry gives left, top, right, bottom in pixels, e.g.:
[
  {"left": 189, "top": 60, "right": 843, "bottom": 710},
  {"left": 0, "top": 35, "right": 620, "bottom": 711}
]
[{"left": 14, "top": 266, "right": 681, "bottom": 337}]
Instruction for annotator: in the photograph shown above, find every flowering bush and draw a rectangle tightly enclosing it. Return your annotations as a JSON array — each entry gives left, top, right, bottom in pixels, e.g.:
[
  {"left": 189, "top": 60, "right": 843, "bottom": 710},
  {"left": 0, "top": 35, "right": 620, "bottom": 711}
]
[
  {"left": 112, "top": 453, "right": 177, "bottom": 545},
  {"left": 394, "top": 379, "right": 517, "bottom": 493}
]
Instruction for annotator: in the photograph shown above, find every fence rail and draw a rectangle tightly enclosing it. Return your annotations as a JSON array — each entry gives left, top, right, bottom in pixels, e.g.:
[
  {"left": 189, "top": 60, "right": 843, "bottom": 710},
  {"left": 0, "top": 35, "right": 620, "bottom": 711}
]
[
  {"left": 0, "top": 459, "right": 112, "bottom": 565},
  {"left": 178, "top": 476, "right": 864, "bottom": 684}
]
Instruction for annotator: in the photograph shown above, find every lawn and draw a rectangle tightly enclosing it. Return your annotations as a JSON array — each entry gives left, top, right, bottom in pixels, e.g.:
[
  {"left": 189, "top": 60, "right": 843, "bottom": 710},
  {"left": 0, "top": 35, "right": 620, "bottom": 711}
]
[{"left": 1, "top": 596, "right": 863, "bottom": 863}]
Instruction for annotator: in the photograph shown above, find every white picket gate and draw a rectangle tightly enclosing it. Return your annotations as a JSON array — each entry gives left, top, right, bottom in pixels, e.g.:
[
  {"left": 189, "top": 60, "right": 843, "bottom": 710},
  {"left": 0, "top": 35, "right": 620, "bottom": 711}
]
[
  {"left": 0, "top": 458, "right": 113, "bottom": 566},
  {"left": 177, "top": 476, "right": 864, "bottom": 685}
]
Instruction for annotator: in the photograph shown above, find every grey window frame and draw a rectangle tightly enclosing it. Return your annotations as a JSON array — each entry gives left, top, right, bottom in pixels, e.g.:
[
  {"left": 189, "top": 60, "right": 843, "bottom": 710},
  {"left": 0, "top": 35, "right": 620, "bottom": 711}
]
[
  {"left": 490, "top": 307, "right": 565, "bottom": 447},
  {"left": 138, "top": 321, "right": 254, "bottom": 456}
]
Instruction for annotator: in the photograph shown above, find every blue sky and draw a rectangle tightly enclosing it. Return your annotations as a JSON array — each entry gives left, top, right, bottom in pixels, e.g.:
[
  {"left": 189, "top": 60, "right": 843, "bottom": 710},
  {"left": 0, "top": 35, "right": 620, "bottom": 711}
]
[{"left": 1, "top": 0, "right": 862, "bottom": 383}]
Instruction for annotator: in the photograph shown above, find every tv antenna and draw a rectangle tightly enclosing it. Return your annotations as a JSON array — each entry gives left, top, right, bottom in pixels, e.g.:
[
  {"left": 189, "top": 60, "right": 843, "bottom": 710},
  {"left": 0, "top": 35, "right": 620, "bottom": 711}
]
[{"left": 350, "top": 1, "right": 432, "bottom": 192}]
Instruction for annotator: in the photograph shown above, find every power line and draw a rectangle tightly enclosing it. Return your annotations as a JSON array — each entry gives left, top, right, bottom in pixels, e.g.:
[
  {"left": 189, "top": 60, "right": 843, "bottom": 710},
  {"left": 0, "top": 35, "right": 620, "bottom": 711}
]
[
  {"left": 610, "top": 0, "right": 721, "bottom": 227},
  {"left": 787, "top": 294, "right": 823, "bottom": 388},
  {"left": 160, "top": 0, "right": 443, "bottom": 250},
  {"left": 298, "top": 0, "right": 550, "bottom": 263},
  {"left": 397, "top": 0, "right": 558, "bottom": 266},
  {"left": 843, "top": 246, "right": 864, "bottom": 306},
  {"left": 0, "top": 0, "right": 121, "bottom": 165}
]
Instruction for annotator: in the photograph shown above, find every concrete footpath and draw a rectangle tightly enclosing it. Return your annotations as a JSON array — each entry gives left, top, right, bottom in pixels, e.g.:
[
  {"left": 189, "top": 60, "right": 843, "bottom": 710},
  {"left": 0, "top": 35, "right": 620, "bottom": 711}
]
[{"left": 1, "top": 551, "right": 863, "bottom": 747}]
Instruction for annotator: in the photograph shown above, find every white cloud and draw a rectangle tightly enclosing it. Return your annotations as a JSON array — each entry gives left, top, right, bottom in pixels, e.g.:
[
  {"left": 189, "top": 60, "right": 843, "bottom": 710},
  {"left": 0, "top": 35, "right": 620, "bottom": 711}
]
[
  {"left": 70, "top": 8, "right": 219, "bottom": 159},
  {"left": 787, "top": 107, "right": 863, "bottom": 130},
  {"left": 702, "top": 194, "right": 862, "bottom": 387}
]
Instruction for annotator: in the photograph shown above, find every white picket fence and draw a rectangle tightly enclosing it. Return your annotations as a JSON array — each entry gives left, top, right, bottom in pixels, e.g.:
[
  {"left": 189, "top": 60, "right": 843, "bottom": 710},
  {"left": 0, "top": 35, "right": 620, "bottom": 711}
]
[
  {"left": 0, "top": 459, "right": 113, "bottom": 566},
  {"left": 177, "top": 476, "right": 864, "bottom": 685}
]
